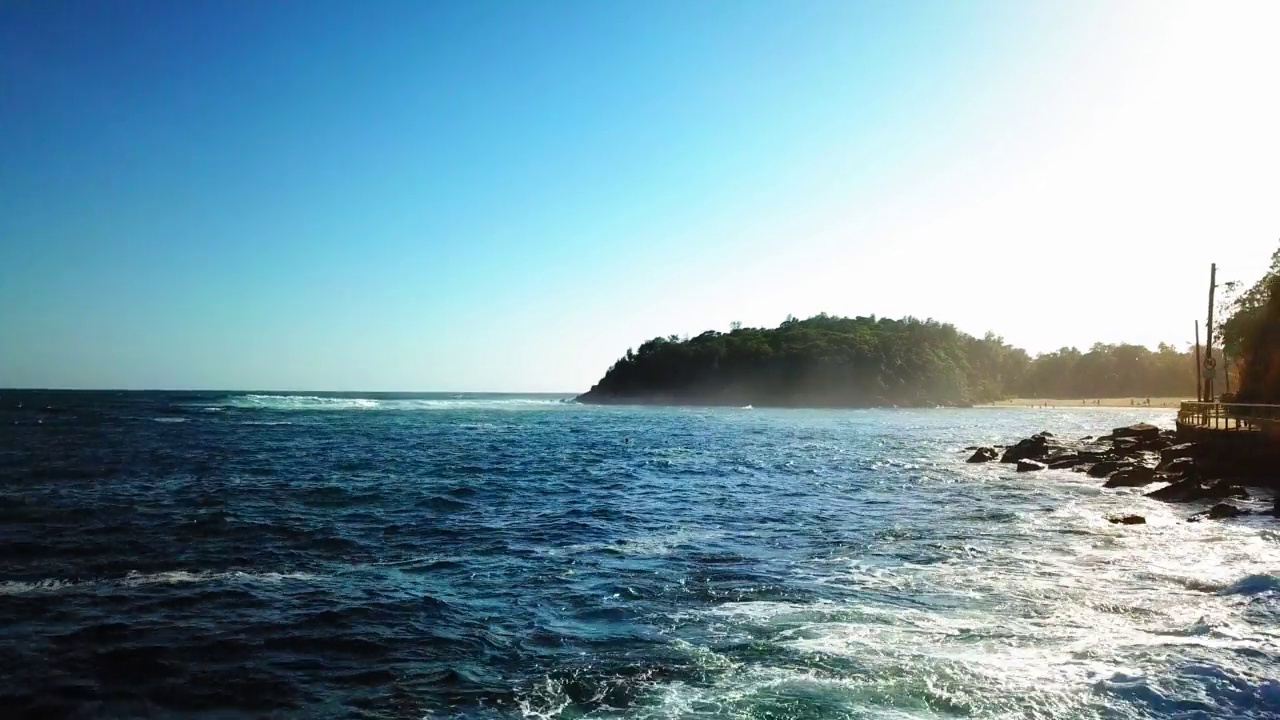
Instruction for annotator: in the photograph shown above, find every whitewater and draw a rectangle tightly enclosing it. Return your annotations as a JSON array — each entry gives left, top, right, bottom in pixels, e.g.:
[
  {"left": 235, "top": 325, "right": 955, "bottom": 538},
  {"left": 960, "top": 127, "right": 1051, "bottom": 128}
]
[{"left": 1, "top": 391, "right": 1277, "bottom": 718}]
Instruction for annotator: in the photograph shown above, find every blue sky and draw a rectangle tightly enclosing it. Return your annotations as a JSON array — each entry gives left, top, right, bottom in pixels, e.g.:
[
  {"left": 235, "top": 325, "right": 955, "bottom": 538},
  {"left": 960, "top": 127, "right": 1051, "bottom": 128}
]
[{"left": 3, "top": 1, "right": 1278, "bottom": 391}]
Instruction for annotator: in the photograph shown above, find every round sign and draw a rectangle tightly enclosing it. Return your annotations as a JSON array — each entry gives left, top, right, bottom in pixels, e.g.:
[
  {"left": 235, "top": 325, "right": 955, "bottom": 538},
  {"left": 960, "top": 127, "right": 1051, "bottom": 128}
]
[{"left": 1204, "top": 357, "right": 1217, "bottom": 370}]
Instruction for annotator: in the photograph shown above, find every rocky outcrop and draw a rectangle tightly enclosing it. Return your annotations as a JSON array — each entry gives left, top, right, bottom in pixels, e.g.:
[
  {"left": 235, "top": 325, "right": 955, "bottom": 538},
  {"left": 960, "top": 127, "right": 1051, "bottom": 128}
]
[
  {"left": 999, "top": 433, "right": 1058, "bottom": 463},
  {"left": 1188, "top": 503, "right": 1249, "bottom": 521},
  {"left": 1108, "top": 514, "right": 1146, "bottom": 525},
  {"left": 1103, "top": 466, "right": 1157, "bottom": 488},
  {"left": 966, "top": 447, "right": 998, "bottom": 463},
  {"left": 971, "top": 421, "right": 1272, "bottom": 524}
]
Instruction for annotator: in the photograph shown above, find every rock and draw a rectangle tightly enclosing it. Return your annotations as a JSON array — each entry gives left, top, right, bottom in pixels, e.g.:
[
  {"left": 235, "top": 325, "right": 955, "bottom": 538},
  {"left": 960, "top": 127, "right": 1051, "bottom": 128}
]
[
  {"left": 1108, "top": 514, "right": 1146, "bottom": 525},
  {"left": 1111, "top": 437, "right": 1143, "bottom": 456},
  {"left": 1143, "top": 437, "right": 1172, "bottom": 452},
  {"left": 1208, "top": 503, "right": 1247, "bottom": 519},
  {"left": 1104, "top": 466, "right": 1157, "bottom": 488},
  {"left": 1147, "top": 478, "right": 1248, "bottom": 503},
  {"left": 1110, "top": 422, "right": 1161, "bottom": 440},
  {"left": 1079, "top": 435, "right": 1094, "bottom": 441},
  {"left": 1202, "top": 480, "right": 1249, "bottom": 501},
  {"left": 1037, "top": 431, "right": 1054, "bottom": 438},
  {"left": 1189, "top": 503, "right": 1249, "bottom": 522},
  {"left": 1157, "top": 443, "right": 1197, "bottom": 466},
  {"left": 1049, "top": 458, "right": 1085, "bottom": 470},
  {"left": 1000, "top": 435, "right": 1055, "bottom": 463},
  {"left": 1156, "top": 456, "right": 1197, "bottom": 477},
  {"left": 966, "top": 447, "right": 999, "bottom": 463},
  {"left": 1088, "top": 460, "right": 1131, "bottom": 478},
  {"left": 1146, "top": 477, "right": 1205, "bottom": 502},
  {"left": 1016, "top": 460, "right": 1048, "bottom": 472}
]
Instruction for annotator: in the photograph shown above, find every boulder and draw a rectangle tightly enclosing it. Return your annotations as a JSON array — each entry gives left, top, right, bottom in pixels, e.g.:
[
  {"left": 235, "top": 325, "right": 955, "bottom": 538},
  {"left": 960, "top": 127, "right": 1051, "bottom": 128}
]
[
  {"left": 1208, "top": 503, "right": 1247, "bottom": 519},
  {"left": 1158, "top": 443, "right": 1197, "bottom": 464},
  {"left": 1016, "top": 459, "right": 1047, "bottom": 472},
  {"left": 1000, "top": 434, "right": 1055, "bottom": 463},
  {"left": 1189, "top": 503, "right": 1249, "bottom": 522},
  {"left": 1088, "top": 460, "right": 1131, "bottom": 478},
  {"left": 1103, "top": 466, "right": 1157, "bottom": 488},
  {"left": 1143, "top": 437, "right": 1173, "bottom": 452},
  {"left": 1110, "top": 422, "right": 1161, "bottom": 440},
  {"left": 1111, "top": 437, "right": 1144, "bottom": 456},
  {"left": 1049, "top": 457, "right": 1085, "bottom": 470},
  {"left": 1146, "top": 477, "right": 1205, "bottom": 502},
  {"left": 966, "top": 447, "right": 999, "bottom": 463},
  {"left": 1108, "top": 514, "right": 1146, "bottom": 525},
  {"left": 1156, "top": 456, "right": 1197, "bottom": 477},
  {"left": 1147, "top": 478, "right": 1249, "bottom": 503},
  {"left": 1202, "top": 480, "right": 1249, "bottom": 501}
]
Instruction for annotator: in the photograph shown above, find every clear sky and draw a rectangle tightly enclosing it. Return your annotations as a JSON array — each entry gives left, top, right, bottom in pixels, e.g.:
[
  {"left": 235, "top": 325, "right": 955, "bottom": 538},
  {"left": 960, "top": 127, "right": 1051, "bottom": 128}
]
[{"left": 2, "top": 0, "right": 1277, "bottom": 391}]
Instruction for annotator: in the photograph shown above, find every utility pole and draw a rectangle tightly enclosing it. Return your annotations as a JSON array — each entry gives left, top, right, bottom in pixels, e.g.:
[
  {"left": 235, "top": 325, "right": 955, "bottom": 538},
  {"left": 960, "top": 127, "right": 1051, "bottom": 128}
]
[
  {"left": 1195, "top": 320, "right": 1202, "bottom": 402},
  {"left": 1204, "top": 263, "right": 1217, "bottom": 403}
]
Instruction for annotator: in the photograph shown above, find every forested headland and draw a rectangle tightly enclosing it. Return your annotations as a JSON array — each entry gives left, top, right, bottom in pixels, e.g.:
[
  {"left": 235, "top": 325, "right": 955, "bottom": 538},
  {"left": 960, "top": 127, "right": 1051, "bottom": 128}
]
[
  {"left": 577, "top": 314, "right": 1210, "bottom": 408},
  {"left": 579, "top": 242, "right": 1277, "bottom": 409}
]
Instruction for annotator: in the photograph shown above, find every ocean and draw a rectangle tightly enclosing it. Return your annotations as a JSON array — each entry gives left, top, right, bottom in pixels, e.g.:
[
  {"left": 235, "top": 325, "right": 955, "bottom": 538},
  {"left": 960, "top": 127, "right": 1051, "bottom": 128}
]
[{"left": 2, "top": 391, "right": 1277, "bottom": 719}]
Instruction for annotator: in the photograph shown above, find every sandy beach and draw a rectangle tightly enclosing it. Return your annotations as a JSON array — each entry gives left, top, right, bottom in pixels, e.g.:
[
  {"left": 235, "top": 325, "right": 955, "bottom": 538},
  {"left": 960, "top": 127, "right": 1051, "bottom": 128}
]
[{"left": 980, "top": 397, "right": 1190, "bottom": 409}]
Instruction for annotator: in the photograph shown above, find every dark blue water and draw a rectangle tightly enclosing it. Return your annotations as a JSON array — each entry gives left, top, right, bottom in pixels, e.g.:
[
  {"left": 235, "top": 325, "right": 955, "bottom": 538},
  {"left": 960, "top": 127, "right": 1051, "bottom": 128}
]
[{"left": 2, "top": 392, "right": 1278, "bottom": 719}]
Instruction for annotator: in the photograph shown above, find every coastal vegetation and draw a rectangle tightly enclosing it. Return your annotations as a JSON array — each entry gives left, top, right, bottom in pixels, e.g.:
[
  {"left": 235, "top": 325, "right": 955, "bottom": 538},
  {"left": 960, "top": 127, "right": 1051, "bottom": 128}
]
[
  {"left": 1220, "top": 244, "right": 1280, "bottom": 403},
  {"left": 578, "top": 314, "right": 1205, "bottom": 407}
]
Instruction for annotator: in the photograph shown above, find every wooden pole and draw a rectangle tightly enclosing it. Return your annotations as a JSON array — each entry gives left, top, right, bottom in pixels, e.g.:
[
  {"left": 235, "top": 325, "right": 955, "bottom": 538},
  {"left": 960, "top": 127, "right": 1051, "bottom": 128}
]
[
  {"left": 1205, "top": 263, "right": 1216, "bottom": 402},
  {"left": 1195, "top": 320, "right": 1203, "bottom": 403}
]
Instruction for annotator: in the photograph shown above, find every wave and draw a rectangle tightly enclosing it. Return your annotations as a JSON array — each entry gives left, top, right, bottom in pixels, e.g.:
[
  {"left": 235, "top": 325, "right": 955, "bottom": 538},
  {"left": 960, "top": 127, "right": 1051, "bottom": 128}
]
[
  {"left": 218, "top": 394, "right": 571, "bottom": 412},
  {"left": 0, "top": 570, "right": 319, "bottom": 595},
  {"left": 1219, "top": 574, "right": 1280, "bottom": 596}
]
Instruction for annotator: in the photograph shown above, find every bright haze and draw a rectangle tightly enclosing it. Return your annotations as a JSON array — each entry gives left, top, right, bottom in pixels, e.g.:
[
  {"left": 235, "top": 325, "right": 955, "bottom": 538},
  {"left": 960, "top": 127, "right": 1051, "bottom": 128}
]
[{"left": 2, "top": 1, "right": 1277, "bottom": 392}]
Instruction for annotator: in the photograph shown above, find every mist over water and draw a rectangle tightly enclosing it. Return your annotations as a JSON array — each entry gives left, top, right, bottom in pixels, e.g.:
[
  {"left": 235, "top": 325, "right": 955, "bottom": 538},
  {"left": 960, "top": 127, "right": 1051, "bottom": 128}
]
[{"left": 2, "top": 392, "right": 1277, "bottom": 718}]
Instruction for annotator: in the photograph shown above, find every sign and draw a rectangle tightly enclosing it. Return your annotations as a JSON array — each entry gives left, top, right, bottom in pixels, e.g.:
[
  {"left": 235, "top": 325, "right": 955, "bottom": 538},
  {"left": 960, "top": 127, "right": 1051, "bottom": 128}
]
[
  {"left": 1204, "top": 368, "right": 1216, "bottom": 379},
  {"left": 1204, "top": 356, "right": 1217, "bottom": 370}
]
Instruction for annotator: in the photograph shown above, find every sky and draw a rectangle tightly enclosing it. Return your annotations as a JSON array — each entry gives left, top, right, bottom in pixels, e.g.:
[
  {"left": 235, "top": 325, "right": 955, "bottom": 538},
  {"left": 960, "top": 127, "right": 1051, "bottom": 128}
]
[{"left": 2, "top": 0, "right": 1278, "bottom": 391}]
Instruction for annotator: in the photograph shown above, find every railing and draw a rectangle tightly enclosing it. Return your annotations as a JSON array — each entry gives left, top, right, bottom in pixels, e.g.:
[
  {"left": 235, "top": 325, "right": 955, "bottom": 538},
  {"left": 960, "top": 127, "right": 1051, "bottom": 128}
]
[{"left": 1178, "top": 401, "right": 1280, "bottom": 435}]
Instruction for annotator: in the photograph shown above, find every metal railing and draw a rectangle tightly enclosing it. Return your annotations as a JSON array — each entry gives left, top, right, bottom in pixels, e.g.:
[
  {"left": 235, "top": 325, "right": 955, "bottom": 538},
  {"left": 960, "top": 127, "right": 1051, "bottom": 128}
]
[{"left": 1178, "top": 401, "right": 1280, "bottom": 435}]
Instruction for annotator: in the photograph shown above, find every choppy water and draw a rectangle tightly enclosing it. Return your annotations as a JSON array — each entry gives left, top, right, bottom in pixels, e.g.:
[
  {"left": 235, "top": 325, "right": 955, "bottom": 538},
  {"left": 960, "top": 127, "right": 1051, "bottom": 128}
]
[{"left": 2, "top": 391, "right": 1278, "bottom": 719}]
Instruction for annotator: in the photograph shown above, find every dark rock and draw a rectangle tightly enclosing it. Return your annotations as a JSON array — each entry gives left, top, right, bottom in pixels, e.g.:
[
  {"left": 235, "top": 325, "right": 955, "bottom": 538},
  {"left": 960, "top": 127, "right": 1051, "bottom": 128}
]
[
  {"left": 1147, "top": 478, "right": 1249, "bottom": 503},
  {"left": 1202, "top": 480, "right": 1249, "bottom": 501},
  {"left": 1156, "top": 456, "right": 1197, "bottom": 478},
  {"left": 1189, "top": 503, "right": 1249, "bottom": 522},
  {"left": 1146, "top": 477, "right": 1205, "bottom": 502},
  {"left": 1049, "top": 458, "right": 1085, "bottom": 470},
  {"left": 1079, "top": 435, "right": 1094, "bottom": 441},
  {"left": 1143, "top": 437, "right": 1172, "bottom": 452},
  {"left": 1037, "top": 431, "right": 1054, "bottom": 438},
  {"left": 1208, "top": 503, "right": 1247, "bottom": 519},
  {"left": 1111, "top": 437, "right": 1143, "bottom": 456},
  {"left": 1157, "top": 443, "right": 1197, "bottom": 466},
  {"left": 1088, "top": 460, "right": 1131, "bottom": 478},
  {"left": 1110, "top": 422, "right": 1161, "bottom": 440},
  {"left": 1016, "top": 460, "right": 1047, "bottom": 472},
  {"left": 1000, "top": 435, "right": 1055, "bottom": 463},
  {"left": 1108, "top": 514, "right": 1146, "bottom": 525},
  {"left": 966, "top": 447, "right": 999, "bottom": 463},
  {"left": 1104, "top": 466, "right": 1157, "bottom": 488}
]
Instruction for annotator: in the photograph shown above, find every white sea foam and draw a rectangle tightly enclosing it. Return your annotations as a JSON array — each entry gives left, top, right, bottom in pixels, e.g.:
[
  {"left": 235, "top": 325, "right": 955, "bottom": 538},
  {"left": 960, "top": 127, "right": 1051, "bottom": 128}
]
[
  {"left": 0, "top": 570, "right": 319, "bottom": 595},
  {"left": 221, "top": 394, "right": 570, "bottom": 412}
]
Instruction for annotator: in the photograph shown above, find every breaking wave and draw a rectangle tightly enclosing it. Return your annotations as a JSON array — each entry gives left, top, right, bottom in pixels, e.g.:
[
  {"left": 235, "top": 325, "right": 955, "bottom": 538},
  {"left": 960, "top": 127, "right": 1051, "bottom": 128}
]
[{"left": 219, "top": 394, "right": 570, "bottom": 411}]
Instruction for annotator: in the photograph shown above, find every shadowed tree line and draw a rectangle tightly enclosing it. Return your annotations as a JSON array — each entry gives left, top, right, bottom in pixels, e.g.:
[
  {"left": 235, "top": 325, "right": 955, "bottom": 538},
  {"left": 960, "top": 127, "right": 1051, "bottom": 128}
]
[
  {"left": 578, "top": 313, "right": 1206, "bottom": 408},
  {"left": 1221, "top": 244, "right": 1280, "bottom": 404}
]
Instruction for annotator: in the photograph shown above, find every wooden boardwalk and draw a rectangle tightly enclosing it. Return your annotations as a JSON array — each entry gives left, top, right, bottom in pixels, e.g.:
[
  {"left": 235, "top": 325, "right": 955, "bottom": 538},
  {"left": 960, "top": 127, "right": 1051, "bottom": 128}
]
[{"left": 1177, "top": 401, "right": 1280, "bottom": 436}]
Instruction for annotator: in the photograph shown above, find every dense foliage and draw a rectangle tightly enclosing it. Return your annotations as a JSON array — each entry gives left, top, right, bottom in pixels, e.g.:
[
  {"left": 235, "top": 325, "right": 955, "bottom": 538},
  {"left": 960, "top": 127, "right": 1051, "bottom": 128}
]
[
  {"left": 579, "top": 314, "right": 1203, "bottom": 407},
  {"left": 1221, "top": 244, "right": 1280, "bottom": 403}
]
